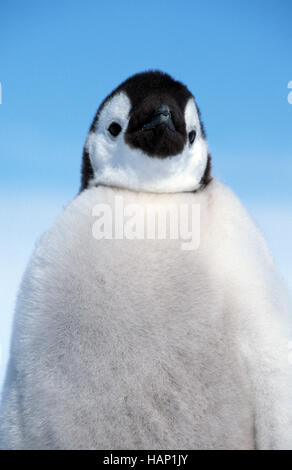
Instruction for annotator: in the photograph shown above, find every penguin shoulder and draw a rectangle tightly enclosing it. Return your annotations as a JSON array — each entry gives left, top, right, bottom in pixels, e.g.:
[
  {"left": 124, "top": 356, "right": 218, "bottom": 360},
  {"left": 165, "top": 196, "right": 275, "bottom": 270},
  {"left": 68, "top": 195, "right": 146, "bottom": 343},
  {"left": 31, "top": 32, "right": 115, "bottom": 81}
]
[{"left": 204, "top": 179, "right": 272, "bottom": 261}]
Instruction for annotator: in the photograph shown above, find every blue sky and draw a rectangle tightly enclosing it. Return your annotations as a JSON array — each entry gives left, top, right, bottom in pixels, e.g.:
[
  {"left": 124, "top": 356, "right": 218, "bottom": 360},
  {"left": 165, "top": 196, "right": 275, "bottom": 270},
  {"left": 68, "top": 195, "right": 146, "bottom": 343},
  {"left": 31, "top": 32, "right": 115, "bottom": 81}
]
[{"left": 0, "top": 0, "right": 291, "bottom": 387}]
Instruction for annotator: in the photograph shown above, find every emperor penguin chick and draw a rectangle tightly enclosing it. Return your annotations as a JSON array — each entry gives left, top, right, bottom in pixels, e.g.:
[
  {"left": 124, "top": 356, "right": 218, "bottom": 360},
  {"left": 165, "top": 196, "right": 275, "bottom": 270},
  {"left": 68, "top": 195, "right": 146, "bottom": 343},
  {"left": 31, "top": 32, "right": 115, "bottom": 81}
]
[{"left": 1, "top": 71, "right": 291, "bottom": 450}]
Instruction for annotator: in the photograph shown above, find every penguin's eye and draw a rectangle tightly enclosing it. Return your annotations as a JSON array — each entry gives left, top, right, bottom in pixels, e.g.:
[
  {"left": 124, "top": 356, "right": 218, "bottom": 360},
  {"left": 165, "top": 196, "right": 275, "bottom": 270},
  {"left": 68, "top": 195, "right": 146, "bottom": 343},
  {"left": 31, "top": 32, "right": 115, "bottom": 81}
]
[
  {"left": 188, "top": 130, "right": 196, "bottom": 145},
  {"left": 108, "top": 122, "right": 122, "bottom": 137}
]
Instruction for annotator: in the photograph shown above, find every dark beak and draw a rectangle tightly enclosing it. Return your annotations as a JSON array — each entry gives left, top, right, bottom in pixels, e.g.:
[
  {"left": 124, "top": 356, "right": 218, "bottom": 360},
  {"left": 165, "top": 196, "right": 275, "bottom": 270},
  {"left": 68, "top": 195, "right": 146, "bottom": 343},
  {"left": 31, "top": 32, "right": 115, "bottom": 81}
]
[{"left": 142, "top": 104, "right": 176, "bottom": 132}]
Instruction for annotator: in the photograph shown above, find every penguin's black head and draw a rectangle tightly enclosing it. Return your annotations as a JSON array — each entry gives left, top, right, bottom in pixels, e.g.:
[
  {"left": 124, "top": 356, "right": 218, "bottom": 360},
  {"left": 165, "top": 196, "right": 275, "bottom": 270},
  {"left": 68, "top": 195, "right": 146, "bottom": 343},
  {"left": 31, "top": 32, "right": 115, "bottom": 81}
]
[
  {"left": 119, "top": 72, "right": 195, "bottom": 158},
  {"left": 81, "top": 71, "right": 211, "bottom": 193}
]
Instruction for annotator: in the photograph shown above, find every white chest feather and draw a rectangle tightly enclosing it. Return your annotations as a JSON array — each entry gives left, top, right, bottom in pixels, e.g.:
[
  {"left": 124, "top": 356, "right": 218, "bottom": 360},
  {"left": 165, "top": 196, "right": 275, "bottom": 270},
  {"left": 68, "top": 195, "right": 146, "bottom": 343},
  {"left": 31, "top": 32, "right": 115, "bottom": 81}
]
[{"left": 1, "top": 181, "right": 292, "bottom": 450}]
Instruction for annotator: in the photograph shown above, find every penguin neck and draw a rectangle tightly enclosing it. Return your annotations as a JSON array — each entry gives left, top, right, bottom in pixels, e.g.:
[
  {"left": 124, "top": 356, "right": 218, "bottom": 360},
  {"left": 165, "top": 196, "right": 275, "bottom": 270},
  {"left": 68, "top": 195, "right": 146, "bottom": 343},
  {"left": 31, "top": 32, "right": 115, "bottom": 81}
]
[{"left": 85, "top": 135, "right": 211, "bottom": 194}]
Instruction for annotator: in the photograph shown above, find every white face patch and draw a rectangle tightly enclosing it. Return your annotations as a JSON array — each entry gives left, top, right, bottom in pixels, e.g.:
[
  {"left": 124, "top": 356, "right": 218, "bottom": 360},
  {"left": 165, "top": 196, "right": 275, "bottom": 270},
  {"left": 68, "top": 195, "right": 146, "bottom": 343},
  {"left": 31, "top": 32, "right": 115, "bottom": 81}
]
[{"left": 86, "top": 93, "right": 209, "bottom": 193}]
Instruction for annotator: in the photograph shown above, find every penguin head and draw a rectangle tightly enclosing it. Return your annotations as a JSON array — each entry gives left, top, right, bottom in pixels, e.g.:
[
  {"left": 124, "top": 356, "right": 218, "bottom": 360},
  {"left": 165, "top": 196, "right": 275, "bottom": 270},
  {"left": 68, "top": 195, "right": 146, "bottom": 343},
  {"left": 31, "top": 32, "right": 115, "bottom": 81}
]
[{"left": 81, "top": 71, "right": 211, "bottom": 193}]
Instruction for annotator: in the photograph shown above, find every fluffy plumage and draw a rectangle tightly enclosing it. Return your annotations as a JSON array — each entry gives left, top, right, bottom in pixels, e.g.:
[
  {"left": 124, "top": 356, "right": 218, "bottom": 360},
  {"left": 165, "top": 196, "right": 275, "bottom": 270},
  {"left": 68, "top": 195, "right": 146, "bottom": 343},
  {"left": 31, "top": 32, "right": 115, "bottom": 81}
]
[
  {"left": 1, "top": 181, "right": 292, "bottom": 449},
  {"left": 1, "top": 71, "right": 291, "bottom": 450}
]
